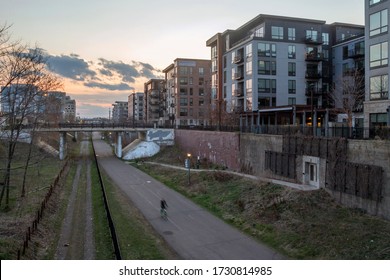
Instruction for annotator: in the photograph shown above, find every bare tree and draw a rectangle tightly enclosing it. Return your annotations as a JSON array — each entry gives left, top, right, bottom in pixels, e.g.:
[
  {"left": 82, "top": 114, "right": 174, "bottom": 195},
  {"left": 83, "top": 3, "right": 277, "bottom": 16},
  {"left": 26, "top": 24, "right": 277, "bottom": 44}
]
[
  {"left": 329, "top": 68, "right": 365, "bottom": 130},
  {"left": 0, "top": 26, "right": 62, "bottom": 209}
]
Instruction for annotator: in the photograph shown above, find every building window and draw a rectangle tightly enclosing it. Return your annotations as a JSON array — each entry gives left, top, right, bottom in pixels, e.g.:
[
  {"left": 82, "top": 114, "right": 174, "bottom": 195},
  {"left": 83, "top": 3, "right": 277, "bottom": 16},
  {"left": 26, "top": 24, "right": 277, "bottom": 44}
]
[
  {"left": 179, "top": 77, "right": 188, "bottom": 85},
  {"left": 199, "top": 77, "right": 204, "bottom": 86},
  {"left": 180, "top": 88, "right": 188, "bottom": 95},
  {"left": 180, "top": 108, "right": 188, "bottom": 116},
  {"left": 370, "top": 9, "right": 388, "bottom": 37},
  {"left": 199, "top": 88, "right": 205, "bottom": 96},
  {"left": 199, "top": 99, "right": 204, "bottom": 106},
  {"left": 370, "top": 0, "right": 385, "bottom": 6},
  {"left": 180, "top": 97, "right": 188, "bottom": 106},
  {"left": 288, "top": 97, "right": 296, "bottom": 105},
  {"left": 288, "top": 80, "right": 296, "bottom": 94},
  {"left": 322, "top": 33, "right": 329, "bottom": 45},
  {"left": 306, "top": 30, "right": 319, "bottom": 42},
  {"left": 258, "top": 61, "right": 276, "bottom": 75},
  {"left": 246, "top": 60, "right": 252, "bottom": 75},
  {"left": 246, "top": 44, "right": 252, "bottom": 58},
  {"left": 288, "top": 45, "right": 296, "bottom": 59},
  {"left": 271, "top": 26, "right": 284, "bottom": 40},
  {"left": 258, "top": 43, "right": 276, "bottom": 57},
  {"left": 199, "top": 67, "right": 204, "bottom": 75},
  {"left": 179, "top": 67, "right": 188, "bottom": 75},
  {"left": 288, "top": 62, "right": 296, "bottom": 76},
  {"left": 258, "top": 79, "right": 276, "bottom": 93},
  {"left": 370, "top": 113, "right": 387, "bottom": 127},
  {"left": 370, "top": 75, "right": 389, "bottom": 100},
  {"left": 288, "top": 28, "right": 296, "bottom": 40},
  {"left": 370, "top": 42, "right": 388, "bottom": 68},
  {"left": 254, "top": 26, "right": 264, "bottom": 37},
  {"left": 246, "top": 79, "right": 252, "bottom": 93}
]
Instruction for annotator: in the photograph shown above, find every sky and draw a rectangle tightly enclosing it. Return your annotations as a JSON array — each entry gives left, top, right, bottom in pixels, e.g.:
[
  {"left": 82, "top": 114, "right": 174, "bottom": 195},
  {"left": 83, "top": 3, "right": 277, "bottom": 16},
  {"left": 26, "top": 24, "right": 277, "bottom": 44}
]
[{"left": 0, "top": 0, "right": 365, "bottom": 118}]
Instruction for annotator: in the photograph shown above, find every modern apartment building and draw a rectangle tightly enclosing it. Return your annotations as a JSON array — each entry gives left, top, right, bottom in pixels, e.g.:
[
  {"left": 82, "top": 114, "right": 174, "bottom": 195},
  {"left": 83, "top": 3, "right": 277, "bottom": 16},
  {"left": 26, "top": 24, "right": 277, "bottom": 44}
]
[
  {"left": 144, "top": 79, "right": 165, "bottom": 124},
  {"left": 128, "top": 92, "right": 144, "bottom": 124},
  {"left": 163, "top": 58, "right": 211, "bottom": 127},
  {"left": 365, "top": 0, "right": 390, "bottom": 132},
  {"left": 111, "top": 101, "right": 128, "bottom": 123},
  {"left": 207, "top": 14, "right": 364, "bottom": 128}
]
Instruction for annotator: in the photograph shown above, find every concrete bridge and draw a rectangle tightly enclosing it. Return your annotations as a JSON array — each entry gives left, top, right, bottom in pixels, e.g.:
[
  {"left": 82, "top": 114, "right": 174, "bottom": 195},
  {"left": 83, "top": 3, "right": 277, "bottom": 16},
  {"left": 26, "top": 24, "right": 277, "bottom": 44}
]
[{"left": 33, "top": 123, "right": 174, "bottom": 160}]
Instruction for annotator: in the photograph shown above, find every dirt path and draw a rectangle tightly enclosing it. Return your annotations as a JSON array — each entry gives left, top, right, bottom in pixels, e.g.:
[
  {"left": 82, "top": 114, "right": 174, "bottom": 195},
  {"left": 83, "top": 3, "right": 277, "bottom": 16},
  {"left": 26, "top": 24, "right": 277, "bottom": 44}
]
[{"left": 54, "top": 138, "right": 95, "bottom": 260}]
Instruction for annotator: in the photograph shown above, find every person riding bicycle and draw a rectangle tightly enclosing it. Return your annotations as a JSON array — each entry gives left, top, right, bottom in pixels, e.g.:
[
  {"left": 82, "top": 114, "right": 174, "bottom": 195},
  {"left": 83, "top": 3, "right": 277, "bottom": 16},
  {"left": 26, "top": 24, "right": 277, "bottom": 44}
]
[{"left": 160, "top": 199, "right": 168, "bottom": 217}]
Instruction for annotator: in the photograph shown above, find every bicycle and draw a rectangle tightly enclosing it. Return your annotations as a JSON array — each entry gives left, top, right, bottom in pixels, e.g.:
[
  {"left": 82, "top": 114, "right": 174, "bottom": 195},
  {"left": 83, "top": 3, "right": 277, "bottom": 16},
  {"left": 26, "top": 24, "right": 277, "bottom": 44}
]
[{"left": 160, "top": 208, "right": 167, "bottom": 220}]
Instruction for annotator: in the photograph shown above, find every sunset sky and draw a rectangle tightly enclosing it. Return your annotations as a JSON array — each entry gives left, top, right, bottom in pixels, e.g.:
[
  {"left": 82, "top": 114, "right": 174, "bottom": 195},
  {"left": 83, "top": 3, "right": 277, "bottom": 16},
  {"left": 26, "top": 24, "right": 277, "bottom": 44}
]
[{"left": 1, "top": 0, "right": 365, "bottom": 118}]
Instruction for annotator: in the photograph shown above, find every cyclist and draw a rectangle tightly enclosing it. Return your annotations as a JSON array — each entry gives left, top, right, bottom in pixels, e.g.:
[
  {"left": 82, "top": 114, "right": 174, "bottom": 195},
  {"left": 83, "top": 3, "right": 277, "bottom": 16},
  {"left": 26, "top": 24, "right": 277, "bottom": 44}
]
[{"left": 160, "top": 199, "right": 168, "bottom": 219}]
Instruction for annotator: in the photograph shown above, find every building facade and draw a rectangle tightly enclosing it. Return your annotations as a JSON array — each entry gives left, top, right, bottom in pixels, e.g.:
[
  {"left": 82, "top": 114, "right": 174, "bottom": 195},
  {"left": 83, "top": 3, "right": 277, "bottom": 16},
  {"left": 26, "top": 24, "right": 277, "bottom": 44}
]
[
  {"left": 128, "top": 92, "right": 144, "bottom": 124},
  {"left": 207, "top": 14, "right": 364, "bottom": 128},
  {"left": 163, "top": 58, "right": 212, "bottom": 127},
  {"left": 111, "top": 101, "right": 128, "bottom": 123},
  {"left": 144, "top": 79, "right": 165, "bottom": 124},
  {"left": 365, "top": 0, "right": 390, "bottom": 133}
]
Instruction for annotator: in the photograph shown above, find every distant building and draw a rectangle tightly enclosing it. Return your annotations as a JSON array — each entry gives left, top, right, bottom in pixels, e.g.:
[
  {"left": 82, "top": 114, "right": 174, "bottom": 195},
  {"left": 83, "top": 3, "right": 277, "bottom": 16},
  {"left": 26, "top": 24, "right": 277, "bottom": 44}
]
[
  {"left": 162, "top": 58, "right": 212, "bottom": 126},
  {"left": 144, "top": 79, "right": 165, "bottom": 124},
  {"left": 128, "top": 92, "right": 144, "bottom": 124},
  {"left": 112, "top": 101, "right": 128, "bottom": 123}
]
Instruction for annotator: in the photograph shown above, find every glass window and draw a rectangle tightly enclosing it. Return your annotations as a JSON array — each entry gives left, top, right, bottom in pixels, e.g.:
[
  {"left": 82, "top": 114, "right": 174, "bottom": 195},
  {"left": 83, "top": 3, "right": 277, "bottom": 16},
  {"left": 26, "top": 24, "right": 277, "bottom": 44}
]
[
  {"left": 322, "top": 33, "right": 329, "bottom": 45},
  {"left": 271, "top": 26, "right": 284, "bottom": 40},
  {"left": 254, "top": 26, "right": 264, "bottom": 37},
  {"left": 246, "top": 44, "right": 252, "bottom": 57},
  {"left": 288, "top": 45, "right": 296, "bottom": 59},
  {"left": 179, "top": 77, "right": 188, "bottom": 85},
  {"left": 199, "top": 77, "right": 204, "bottom": 86},
  {"left": 199, "top": 67, "right": 204, "bottom": 75},
  {"left": 180, "top": 88, "right": 188, "bottom": 95},
  {"left": 258, "top": 61, "right": 276, "bottom": 75},
  {"left": 288, "top": 28, "right": 296, "bottom": 40},
  {"left": 288, "top": 80, "right": 296, "bottom": 94},
  {"left": 258, "top": 43, "right": 276, "bottom": 57},
  {"left": 246, "top": 79, "right": 252, "bottom": 92},
  {"left": 180, "top": 97, "right": 188, "bottom": 106},
  {"left": 258, "top": 79, "right": 276, "bottom": 93},
  {"left": 306, "top": 30, "right": 319, "bottom": 42},
  {"left": 246, "top": 60, "right": 252, "bottom": 75},
  {"left": 370, "top": 9, "right": 388, "bottom": 37},
  {"left": 180, "top": 108, "right": 188, "bottom": 116},
  {"left": 288, "top": 97, "right": 296, "bottom": 105},
  {"left": 288, "top": 62, "right": 296, "bottom": 76},
  {"left": 370, "top": 42, "right": 388, "bottom": 68},
  {"left": 370, "top": 75, "right": 389, "bottom": 100},
  {"left": 370, "top": 0, "right": 384, "bottom": 6},
  {"left": 179, "top": 67, "right": 188, "bottom": 75}
]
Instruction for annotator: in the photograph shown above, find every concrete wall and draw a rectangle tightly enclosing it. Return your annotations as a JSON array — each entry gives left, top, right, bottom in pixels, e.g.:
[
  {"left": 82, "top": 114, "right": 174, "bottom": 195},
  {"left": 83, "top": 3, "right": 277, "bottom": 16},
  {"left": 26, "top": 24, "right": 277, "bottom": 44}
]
[
  {"left": 174, "top": 130, "right": 240, "bottom": 170},
  {"left": 175, "top": 130, "right": 390, "bottom": 219},
  {"left": 336, "top": 139, "right": 390, "bottom": 219}
]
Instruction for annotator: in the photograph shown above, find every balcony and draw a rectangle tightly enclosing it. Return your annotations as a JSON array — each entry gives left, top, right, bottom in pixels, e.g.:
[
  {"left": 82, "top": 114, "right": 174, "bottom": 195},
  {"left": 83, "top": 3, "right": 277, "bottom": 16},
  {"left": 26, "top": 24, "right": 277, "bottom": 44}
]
[
  {"left": 305, "top": 71, "right": 322, "bottom": 79},
  {"left": 305, "top": 52, "right": 324, "bottom": 62},
  {"left": 305, "top": 88, "right": 323, "bottom": 96},
  {"left": 233, "top": 55, "right": 243, "bottom": 64},
  {"left": 233, "top": 72, "right": 244, "bottom": 80},
  {"left": 304, "top": 36, "right": 323, "bottom": 45},
  {"left": 348, "top": 49, "right": 365, "bottom": 59},
  {"left": 233, "top": 88, "right": 244, "bottom": 97}
]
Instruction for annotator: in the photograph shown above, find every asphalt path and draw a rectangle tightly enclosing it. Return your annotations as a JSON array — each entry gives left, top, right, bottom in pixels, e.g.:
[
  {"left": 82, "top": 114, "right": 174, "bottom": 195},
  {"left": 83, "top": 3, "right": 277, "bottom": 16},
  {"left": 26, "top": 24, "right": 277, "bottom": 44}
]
[{"left": 93, "top": 138, "right": 284, "bottom": 260}]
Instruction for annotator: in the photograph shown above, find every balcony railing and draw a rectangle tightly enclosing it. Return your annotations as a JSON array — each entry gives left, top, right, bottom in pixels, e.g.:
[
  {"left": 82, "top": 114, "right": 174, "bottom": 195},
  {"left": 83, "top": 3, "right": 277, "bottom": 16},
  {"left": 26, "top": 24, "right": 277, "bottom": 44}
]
[
  {"left": 348, "top": 49, "right": 365, "bottom": 59},
  {"left": 305, "top": 71, "right": 322, "bottom": 79},
  {"left": 233, "top": 89, "right": 244, "bottom": 97},
  {"left": 305, "top": 52, "right": 324, "bottom": 61},
  {"left": 233, "top": 55, "right": 243, "bottom": 64},
  {"left": 304, "top": 36, "right": 323, "bottom": 45},
  {"left": 234, "top": 72, "right": 244, "bottom": 80}
]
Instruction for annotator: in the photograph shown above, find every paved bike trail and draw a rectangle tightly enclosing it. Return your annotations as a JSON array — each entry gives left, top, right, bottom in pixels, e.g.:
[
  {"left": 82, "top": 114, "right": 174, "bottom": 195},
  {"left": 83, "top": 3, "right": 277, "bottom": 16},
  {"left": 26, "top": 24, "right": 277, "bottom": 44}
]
[{"left": 93, "top": 138, "right": 284, "bottom": 260}]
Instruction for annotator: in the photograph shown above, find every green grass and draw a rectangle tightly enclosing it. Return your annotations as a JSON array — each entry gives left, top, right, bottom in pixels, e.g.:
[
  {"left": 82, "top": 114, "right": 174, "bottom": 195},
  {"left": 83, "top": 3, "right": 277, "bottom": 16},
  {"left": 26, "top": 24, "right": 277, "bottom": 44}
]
[{"left": 134, "top": 157, "right": 390, "bottom": 260}]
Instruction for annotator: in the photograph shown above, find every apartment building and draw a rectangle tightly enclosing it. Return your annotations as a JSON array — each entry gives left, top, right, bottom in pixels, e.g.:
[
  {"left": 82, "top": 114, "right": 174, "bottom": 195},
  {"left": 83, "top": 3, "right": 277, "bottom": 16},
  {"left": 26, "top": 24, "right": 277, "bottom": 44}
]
[
  {"left": 163, "top": 58, "right": 211, "bottom": 127},
  {"left": 144, "top": 79, "right": 165, "bottom": 124},
  {"left": 128, "top": 92, "right": 144, "bottom": 124},
  {"left": 207, "top": 14, "right": 364, "bottom": 128},
  {"left": 365, "top": 0, "right": 390, "bottom": 132},
  {"left": 111, "top": 101, "right": 128, "bottom": 123}
]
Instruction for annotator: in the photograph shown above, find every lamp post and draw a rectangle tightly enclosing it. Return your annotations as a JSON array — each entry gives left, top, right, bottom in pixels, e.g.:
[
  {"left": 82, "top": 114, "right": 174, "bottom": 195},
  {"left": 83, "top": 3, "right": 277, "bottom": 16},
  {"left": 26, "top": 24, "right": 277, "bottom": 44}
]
[{"left": 185, "top": 153, "right": 191, "bottom": 185}]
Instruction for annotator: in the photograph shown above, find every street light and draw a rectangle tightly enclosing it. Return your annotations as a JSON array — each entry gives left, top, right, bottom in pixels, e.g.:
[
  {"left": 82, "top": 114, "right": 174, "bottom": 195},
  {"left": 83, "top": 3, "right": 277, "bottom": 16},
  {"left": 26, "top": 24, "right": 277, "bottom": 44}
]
[{"left": 185, "top": 153, "right": 191, "bottom": 185}]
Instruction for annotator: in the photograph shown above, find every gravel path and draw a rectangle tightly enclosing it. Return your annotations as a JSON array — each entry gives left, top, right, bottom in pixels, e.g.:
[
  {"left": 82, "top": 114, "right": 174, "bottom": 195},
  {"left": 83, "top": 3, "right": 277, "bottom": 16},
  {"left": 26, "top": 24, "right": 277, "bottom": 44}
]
[{"left": 54, "top": 138, "right": 95, "bottom": 260}]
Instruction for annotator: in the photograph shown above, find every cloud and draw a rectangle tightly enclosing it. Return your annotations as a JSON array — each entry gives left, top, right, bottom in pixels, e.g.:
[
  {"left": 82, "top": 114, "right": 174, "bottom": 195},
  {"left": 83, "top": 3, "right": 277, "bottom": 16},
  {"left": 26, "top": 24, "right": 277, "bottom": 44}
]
[
  {"left": 46, "top": 54, "right": 97, "bottom": 81},
  {"left": 84, "top": 81, "right": 134, "bottom": 91}
]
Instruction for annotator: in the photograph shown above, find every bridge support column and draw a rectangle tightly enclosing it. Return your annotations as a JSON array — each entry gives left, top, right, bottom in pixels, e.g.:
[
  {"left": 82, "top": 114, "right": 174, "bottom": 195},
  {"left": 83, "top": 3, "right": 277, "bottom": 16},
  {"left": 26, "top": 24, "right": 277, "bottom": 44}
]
[
  {"left": 116, "top": 132, "right": 123, "bottom": 158},
  {"left": 59, "top": 132, "right": 67, "bottom": 160}
]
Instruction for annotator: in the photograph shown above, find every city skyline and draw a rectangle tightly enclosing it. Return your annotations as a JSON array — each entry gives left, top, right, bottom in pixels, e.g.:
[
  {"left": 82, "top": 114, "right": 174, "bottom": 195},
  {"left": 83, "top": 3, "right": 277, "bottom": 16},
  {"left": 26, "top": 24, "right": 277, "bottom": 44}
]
[{"left": 1, "top": 0, "right": 365, "bottom": 118}]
